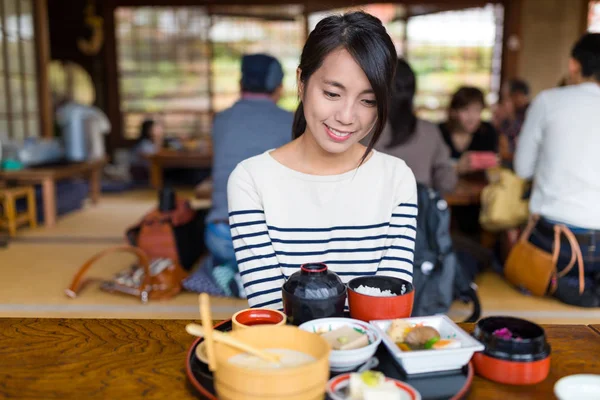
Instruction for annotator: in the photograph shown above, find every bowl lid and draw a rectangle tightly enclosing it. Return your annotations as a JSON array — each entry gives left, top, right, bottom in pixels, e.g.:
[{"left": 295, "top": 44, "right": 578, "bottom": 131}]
[
  {"left": 282, "top": 263, "right": 346, "bottom": 300},
  {"left": 473, "top": 316, "right": 551, "bottom": 361}
]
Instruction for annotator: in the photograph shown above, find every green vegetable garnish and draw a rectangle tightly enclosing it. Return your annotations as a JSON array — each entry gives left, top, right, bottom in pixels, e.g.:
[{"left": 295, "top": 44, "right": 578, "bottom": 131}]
[
  {"left": 424, "top": 336, "right": 440, "bottom": 349},
  {"left": 360, "top": 371, "right": 382, "bottom": 387},
  {"left": 337, "top": 336, "right": 349, "bottom": 344}
]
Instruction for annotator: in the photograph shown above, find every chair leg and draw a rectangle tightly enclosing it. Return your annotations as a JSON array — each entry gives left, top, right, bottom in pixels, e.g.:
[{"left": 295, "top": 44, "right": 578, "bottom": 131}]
[
  {"left": 4, "top": 195, "right": 17, "bottom": 237},
  {"left": 27, "top": 188, "right": 38, "bottom": 229}
]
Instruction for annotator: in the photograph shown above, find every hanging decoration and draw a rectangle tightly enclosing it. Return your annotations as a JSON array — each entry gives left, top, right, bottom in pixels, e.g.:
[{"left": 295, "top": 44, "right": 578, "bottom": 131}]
[{"left": 77, "top": 0, "right": 104, "bottom": 56}]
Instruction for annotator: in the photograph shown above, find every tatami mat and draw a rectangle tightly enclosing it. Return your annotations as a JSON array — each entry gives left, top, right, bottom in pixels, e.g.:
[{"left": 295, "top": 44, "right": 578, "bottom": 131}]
[{"left": 1, "top": 190, "right": 599, "bottom": 324}]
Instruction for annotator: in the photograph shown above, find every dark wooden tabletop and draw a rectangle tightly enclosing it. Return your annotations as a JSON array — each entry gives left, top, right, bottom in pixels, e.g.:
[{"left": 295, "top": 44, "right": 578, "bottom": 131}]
[
  {"left": 0, "top": 158, "right": 106, "bottom": 181},
  {"left": 444, "top": 179, "right": 487, "bottom": 207},
  {"left": 146, "top": 150, "right": 213, "bottom": 168},
  {"left": 1, "top": 319, "right": 598, "bottom": 400}
]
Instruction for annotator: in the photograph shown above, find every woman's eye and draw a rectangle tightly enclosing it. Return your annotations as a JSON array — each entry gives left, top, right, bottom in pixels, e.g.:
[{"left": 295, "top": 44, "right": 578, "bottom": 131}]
[
  {"left": 324, "top": 91, "right": 340, "bottom": 99},
  {"left": 362, "top": 99, "right": 377, "bottom": 107}
]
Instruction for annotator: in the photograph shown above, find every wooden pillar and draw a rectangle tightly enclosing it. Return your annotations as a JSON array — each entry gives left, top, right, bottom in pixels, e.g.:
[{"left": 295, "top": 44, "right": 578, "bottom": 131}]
[
  {"left": 500, "top": 0, "right": 523, "bottom": 82},
  {"left": 33, "top": 0, "right": 53, "bottom": 138}
]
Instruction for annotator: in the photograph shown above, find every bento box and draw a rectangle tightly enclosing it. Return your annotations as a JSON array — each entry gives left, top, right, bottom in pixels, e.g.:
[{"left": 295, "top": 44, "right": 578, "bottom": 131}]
[{"left": 369, "top": 315, "right": 484, "bottom": 374}]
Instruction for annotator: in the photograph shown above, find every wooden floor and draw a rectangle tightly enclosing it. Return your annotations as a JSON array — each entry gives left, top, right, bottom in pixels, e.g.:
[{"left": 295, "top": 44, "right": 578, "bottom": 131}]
[{"left": 1, "top": 189, "right": 599, "bottom": 324}]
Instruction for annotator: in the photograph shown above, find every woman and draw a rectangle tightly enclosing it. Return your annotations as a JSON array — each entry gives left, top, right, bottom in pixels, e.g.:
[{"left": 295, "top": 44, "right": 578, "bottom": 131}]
[
  {"left": 134, "top": 119, "right": 165, "bottom": 158},
  {"left": 439, "top": 86, "right": 499, "bottom": 175},
  {"left": 375, "top": 59, "right": 457, "bottom": 194},
  {"left": 129, "top": 119, "right": 165, "bottom": 182},
  {"left": 227, "top": 12, "right": 417, "bottom": 309}
]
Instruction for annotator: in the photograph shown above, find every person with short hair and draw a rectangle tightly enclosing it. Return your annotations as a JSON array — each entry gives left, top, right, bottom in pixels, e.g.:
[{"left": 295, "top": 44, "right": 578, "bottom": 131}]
[
  {"left": 514, "top": 33, "right": 600, "bottom": 307},
  {"left": 205, "top": 54, "right": 293, "bottom": 269}
]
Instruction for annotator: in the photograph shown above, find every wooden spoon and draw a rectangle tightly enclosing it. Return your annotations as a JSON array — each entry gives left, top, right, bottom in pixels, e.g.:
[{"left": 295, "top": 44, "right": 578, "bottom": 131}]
[{"left": 186, "top": 323, "right": 281, "bottom": 365}]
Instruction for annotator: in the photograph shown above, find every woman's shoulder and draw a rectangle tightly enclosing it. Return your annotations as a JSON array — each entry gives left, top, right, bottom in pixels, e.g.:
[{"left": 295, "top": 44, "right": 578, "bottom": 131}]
[
  {"left": 371, "top": 151, "right": 416, "bottom": 184},
  {"left": 229, "top": 151, "right": 273, "bottom": 182},
  {"left": 416, "top": 118, "right": 440, "bottom": 132}
]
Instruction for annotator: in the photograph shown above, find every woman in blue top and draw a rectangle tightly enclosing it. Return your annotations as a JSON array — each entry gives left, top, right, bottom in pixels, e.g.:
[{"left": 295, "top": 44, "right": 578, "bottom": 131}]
[{"left": 227, "top": 12, "right": 418, "bottom": 309}]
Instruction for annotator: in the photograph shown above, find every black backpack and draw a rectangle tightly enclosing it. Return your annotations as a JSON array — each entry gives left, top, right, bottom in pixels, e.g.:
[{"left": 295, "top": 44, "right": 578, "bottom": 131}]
[{"left": 412, "top": 184, "right": 481, "bottom": 322}]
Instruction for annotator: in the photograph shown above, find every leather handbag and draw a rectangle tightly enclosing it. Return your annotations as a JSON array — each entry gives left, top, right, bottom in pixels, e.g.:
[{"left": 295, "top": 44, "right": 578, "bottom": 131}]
[
  {"left": 65, "top": 198, "right": 198, "bottom": 303},
  {"left": 479, "top": 167, "right": 530, "bottom": 232},
  {"left": 65, "top": 245, "right": 187, "bottom": 302},
  {"left": 504, "top": 215, "right": 584, "bottom": 297}
]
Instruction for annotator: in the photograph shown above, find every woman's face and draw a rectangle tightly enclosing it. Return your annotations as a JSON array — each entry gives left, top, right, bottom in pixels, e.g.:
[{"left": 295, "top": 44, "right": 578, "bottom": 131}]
[
  {"left": 453, "top": 102, "right": 483, "bottom": 134},
  {"left": 151, "top": 123, "right": 164, "bottom": 141},
  {"left": 298, "top": 48, "right": 378, "bottom": 154}
]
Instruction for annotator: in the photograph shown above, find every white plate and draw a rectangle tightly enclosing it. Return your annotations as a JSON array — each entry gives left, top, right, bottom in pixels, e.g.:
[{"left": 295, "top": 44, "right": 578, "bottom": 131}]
[
  {"left": 327, "top": 373, "right": 421, "bottom": 400},
  {"left": 369, "top": 315, "right": 484, "bottom": 374},
  {"left": 554, "top": 374, "right": 600, "bottom": 400}
]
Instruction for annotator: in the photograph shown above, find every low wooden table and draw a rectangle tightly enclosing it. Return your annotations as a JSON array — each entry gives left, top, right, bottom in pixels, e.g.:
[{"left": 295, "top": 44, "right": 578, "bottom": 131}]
[
  {"left": 445, "top": 179, "right": 487, "bottom": 207},
  {"left": 1, "top": 319, "right": 599, "bottom": 399},
  {"left": 0, "top": 158, "right": 106, "bottom": 227},
  {"left": 147, "top": 150, "right": 213, "bottom": 189}
]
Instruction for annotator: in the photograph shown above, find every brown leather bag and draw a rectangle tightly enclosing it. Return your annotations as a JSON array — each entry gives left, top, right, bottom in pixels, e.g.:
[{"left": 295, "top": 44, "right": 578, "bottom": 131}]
[
  {"left": 505, "top": 215, "right": 585, "bottom": 297},
  {"left": 65, "top": 199, "right": 195, "bottom": 303},
  {"left": 65, "top": 245, "right": 187, "bottom": 302}
]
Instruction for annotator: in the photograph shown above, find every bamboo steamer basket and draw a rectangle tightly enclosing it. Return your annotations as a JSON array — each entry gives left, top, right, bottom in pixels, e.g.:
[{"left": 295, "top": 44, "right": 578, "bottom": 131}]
[{"left": 212, "top": 325, "right": 330, "bottom": 400}]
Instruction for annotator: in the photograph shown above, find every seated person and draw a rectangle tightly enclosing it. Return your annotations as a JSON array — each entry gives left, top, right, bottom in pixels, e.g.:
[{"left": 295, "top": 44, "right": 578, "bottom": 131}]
[
  {"left": 439, "top": 86, "right": 499, "bottom": 237},
  {"left": 514, "top": 33, "right": 600, "bottom": 307},
  {"left": 373, "top": 59, "right": 457, "bottom": 194},
  {"left": 496, "top": 79, "right": 530, "bottom": 165},
  {"left": 227, "top": 12, "right": 416, "bottom": 309},
  {"left": 204, "top": 53, "right": 293, "bottom": 283},
  {"left": 130, "top": 119, "right": 165, "bottom": 182},
  {"left": 439, "top": 86, "right": 499, "bottom": 175}
]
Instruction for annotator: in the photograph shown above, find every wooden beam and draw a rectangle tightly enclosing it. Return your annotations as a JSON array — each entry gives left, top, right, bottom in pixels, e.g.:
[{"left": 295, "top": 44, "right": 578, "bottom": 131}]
[
  {"left": 33, "top": 0, "right": 53, "bottom": 139},
  {"left": 109, "top": 0, "right": 499, "bottom": 12}
]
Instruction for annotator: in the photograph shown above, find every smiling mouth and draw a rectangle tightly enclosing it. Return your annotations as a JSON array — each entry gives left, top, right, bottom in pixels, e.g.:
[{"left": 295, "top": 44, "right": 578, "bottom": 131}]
[{"left": 324, "top": 123, "right": 353, "bottom": 142}]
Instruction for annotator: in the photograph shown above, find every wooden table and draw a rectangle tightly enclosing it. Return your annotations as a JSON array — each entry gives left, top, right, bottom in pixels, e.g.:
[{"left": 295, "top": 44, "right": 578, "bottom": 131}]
[
  {"left": 1, "top": 319, "right": 599, "bottom": 399},
  {"left": 147, "top": 150, "right": 213, "bottom": 189},
  {"left": 445, "top": 179, "right": 487, "bottom": 207},
  {"left": 0, "top": 158, "right": 106, "bottom": 227}
]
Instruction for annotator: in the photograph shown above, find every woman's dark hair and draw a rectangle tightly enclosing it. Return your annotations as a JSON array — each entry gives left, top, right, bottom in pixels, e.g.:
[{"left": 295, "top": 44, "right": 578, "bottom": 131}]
[
  {"left": 447, "top": 86, "right": 485, "bottom": 132},
  {"left": 292, "top": 11, "right": 397, "bottom": 162},
  {"left": 139, "top": 119, "right": 155, "bottom": 142},
  {"left": 571, "top": 33, "right": 600, "bottom": 82},
  {"left": 386, "top": 58, "right": 417, "bottom": 148}
]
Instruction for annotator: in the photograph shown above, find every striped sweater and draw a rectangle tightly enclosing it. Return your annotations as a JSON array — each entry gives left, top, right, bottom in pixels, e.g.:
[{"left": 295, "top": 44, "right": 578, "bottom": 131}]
[{"left": 227, "top": 150, "right": 418, "bottom": 309}]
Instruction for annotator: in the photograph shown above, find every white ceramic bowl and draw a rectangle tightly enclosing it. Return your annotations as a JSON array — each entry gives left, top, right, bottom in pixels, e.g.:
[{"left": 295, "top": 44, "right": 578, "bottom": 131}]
[
  {"left": 370, "top": 315, "right": 484, "bottom": 375},
  {"left": 554, "top": 374, "right": 600, "bottom": 400},
  {"left": 299, "top": 317, "right": 382, "bottom": 372}
]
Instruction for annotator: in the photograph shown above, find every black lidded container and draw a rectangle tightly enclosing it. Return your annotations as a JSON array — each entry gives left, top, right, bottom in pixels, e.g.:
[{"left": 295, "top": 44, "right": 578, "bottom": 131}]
[
  {"left": 282, "top": 263, "right": 347, "bottom": 326},
  {"left": 473, "top": 316, "right": 551, "bottom": 362},
  {"left": 472, "top": 316, "right": 551, "bottom": 385}
]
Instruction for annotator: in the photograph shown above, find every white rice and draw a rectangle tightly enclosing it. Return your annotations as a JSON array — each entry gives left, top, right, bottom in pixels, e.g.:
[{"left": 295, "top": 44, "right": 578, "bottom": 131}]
[{"left": 354, "top": 284, "right": 406, "bottom": 297}]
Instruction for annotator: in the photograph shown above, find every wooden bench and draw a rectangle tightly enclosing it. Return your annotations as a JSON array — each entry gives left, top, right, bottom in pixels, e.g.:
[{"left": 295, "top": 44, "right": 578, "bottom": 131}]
[
  {"left": 0, "top": 158, "right": 106, "bottom": 227},
  {"left": 0, "top": 186, "right": 37, "bottom": 236}
]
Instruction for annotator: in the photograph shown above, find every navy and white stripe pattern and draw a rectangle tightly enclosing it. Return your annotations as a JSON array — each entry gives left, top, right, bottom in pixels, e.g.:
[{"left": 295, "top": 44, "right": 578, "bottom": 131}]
[{"left": 227, "top": 151, "right": 418, "bottom": 310}]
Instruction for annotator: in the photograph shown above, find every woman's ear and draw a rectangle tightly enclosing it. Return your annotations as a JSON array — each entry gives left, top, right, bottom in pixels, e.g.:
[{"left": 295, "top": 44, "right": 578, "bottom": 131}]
[{"left": 296, "top": 68, "right": 304, "bottom": 99}]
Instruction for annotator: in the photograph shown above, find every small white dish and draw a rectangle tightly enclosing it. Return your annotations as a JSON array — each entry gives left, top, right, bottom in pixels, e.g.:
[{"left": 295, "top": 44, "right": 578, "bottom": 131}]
[
  {"left": 369, "top": 315, "right": 484, "bottom": 375},
  {"left": 327, "top": 373, "right": 421, "bottom": 400},
  {"left": 298, "top": 317, "right": 382, "bottom": 372},
  {"left": 554, "top": 374, "right": 600, "bottom": 400}
]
